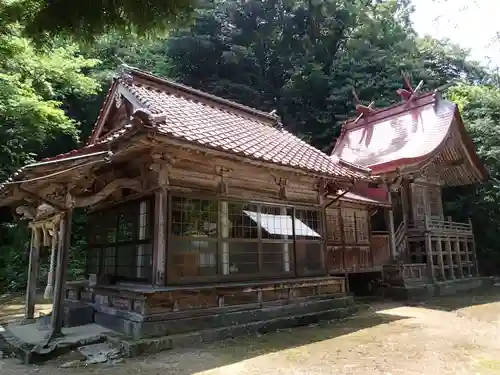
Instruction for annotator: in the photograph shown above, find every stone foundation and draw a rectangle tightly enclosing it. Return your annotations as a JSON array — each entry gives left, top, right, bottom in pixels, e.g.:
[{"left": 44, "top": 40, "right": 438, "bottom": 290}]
[
  {"left": 385, "top": 276, "right": 494, "bottom": 300},
  {"left": 95, "top": 295, "right": 354, "bottom": 339},
  {"left": 107, "top": 300, "right": 357, "bottom": 357}
]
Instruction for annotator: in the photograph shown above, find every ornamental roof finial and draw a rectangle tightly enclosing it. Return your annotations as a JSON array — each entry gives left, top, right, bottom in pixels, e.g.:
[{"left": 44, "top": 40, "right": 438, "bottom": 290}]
[
  {"left": 397, "top": 71, "right": 424, "bottom": 103},
  {"left": 352, "top": 88, "right": 376, "bottom": 124}
]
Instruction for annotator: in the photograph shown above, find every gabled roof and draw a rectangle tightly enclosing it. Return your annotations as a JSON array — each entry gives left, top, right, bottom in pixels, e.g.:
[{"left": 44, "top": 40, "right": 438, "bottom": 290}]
[
  {"left": 332, "top": 91, "right": 488, "bottom": 186},
  {"left": 0, "top": 67, "right": 375, "bottom": 201},
  {"left": 88, "top": 67, "right": 372, "bottom": 181}
]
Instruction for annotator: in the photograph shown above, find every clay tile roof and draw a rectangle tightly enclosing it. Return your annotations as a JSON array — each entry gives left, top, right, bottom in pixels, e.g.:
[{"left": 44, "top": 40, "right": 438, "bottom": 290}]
[{"left": 117, "top": 68, "right": 372, "bottom": 180}]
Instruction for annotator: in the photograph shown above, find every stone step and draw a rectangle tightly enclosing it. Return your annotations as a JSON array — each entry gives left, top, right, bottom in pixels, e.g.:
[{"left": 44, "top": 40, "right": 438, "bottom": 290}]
[
  {"left": 64, "top": 302, "right": 95, "bottom": 327},
  {"left": 108, "top": 304, "right": 358, "bottom": 358},
  {"left": 95, "top": 295, "right": 354, "bottom": 339}
]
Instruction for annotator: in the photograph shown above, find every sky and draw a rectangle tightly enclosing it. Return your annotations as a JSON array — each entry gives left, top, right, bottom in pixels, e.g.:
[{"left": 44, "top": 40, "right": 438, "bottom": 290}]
[{"left": 411, "top": 0, "right": 500, "bottom": 67}]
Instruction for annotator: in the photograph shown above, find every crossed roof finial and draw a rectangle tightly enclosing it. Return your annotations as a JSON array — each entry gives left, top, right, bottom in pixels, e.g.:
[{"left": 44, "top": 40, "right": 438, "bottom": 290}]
[
  {"left": 397, "top": 71, "right": 424, "bottom": 103},
  {"left": 352, "top": 88, "right": 376, "bottom": 124}
]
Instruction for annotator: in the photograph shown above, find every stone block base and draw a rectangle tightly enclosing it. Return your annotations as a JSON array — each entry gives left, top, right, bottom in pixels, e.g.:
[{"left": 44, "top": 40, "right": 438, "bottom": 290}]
[
  {"left": 108, "top": 303, "right": 357, "bottom": 358},
  {"left": 385, "top": 276, "right": 494, "bottom": 301},
  {"left": 95, "top": 296, "right": 354, "bottom": 339}
]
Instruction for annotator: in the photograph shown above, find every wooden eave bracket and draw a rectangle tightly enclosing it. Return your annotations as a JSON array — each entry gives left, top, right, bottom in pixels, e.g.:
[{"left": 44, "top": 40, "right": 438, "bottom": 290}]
[
  {"left": 271, "top": 175, "right": 288, "bottom": 200},
  {"left": 215, "top": 165, "right": 232, "bottom": 195},
  {"left": 150, "top": 151, "right": 177, "bottom": 191}
]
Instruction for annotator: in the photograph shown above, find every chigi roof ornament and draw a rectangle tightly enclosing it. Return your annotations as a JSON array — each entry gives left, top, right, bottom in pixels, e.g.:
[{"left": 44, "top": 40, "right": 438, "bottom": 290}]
[
  {"left": 396, "top": 71, "right": 424, "bottom": 104},
  {"left": 352, "top": 88, "right": 376, "bottom": 124}
]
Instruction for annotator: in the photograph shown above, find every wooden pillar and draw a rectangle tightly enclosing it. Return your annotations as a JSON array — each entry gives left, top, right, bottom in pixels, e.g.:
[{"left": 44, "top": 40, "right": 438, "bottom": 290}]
[
  {"left": 50, "top": 209, "right": 73, "bottom": 338},
  {"left": 424, "top": 215, "right": 435, "bottom": 281},
  {"left": 153, "top": 190, "right": 167, "bottom": 285},
  {"left": 436, "top": 238, "right": 445, "bottom": 281},
  {"left": 367, "top": 208, "right": 374, "bottom": 268},
  {"left": 455, "top": 236, "right": 464, "bottom": 279},
  {"left": 387, "top": 187, "right": 397, "bottom": 259},
  {"left": 445, "top": 238, "right": 455, "bottom": 280},
  {"left": 24, "top": 227, "right": 40, "bottom": 321},
  {"left": 445, "top": 216, "right": 455, "bottom": 280},
  {"left": 281, "top": 206, "right": 291, "bottom": 273},
  {"left": 338, "top": 204, "right": 349, "bottom": 293},
  {"left": 463, "top": 240, "right": 472, "bottom": 277},
  {"left": 44, "top": 225, "right": 58, "bottom": 300},
  {"left": 468, "top": 218, "right": 479, "bottom": 276}
]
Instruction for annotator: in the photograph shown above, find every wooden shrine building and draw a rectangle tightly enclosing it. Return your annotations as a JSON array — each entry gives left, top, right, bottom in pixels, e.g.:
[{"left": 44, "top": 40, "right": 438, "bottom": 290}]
[
  {"left": 331, "top": 78, "right": 488, "bottom": 290},
  {"left": 0, "top": 68, "right": 489, "bottom": 357},
  {"left": 0, "top": 67, "right": 378, "bottom": 353}
]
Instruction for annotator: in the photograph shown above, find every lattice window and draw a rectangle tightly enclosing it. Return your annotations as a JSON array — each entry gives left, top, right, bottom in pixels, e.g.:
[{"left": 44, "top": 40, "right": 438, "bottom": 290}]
[
  {"left": 221, "top": 203, "right": 294, "bottom": 276},
  {"left": 87, "top": 198, "right": 153, "bottom": 282},
  {"left": 170, "top": 197, "right": 219, "bottom": 278},
  {"left": 326, "top": 208, "right": 342, "bottom": 243},
  {"left": 168, "top": 196, "right": 324, "bottom": 281},
  {"left": 259, "top": 205, "right": 293, "bottom": 274}
]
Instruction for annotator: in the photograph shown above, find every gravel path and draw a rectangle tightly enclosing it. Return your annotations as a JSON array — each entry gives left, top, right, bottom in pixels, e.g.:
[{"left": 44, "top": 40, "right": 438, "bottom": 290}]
[{"left": 2, "top": 289, "right": 500, "bottom": 375}]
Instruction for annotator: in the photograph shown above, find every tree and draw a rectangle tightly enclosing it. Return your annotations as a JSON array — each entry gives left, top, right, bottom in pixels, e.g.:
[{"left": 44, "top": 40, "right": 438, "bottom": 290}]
[
  {"left": 161, "top": 0, "right": 490, "bottom": 149},
  {"left": 0, "top": 31, "right": 100, "bottom": 179},
  {"left": 0, "top": 26, "right": 101, "bottom": 291},
  {"left": 445, "top": 84, "right": 500, "bottom": 274},
  {"left": 0, "top": 0, "right": 196, "bottom": 41}
]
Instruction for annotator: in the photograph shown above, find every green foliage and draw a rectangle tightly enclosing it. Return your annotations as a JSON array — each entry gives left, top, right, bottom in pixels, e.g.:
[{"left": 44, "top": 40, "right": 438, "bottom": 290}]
[
  {"left": 0, "top": 30, "right": 100, "bottom": 178},
  {"left": 444, "top": 84, "right": 500, "bottom": 274},
  {"left": 0, "top": 0, "right": 196, "bottom": 42},
  {"left": 0, "top": 24, "right": 100, "bottom": 291},
  {"left": 2, "top": 0, "right": 500, "bottom": 292},
  {"left": 157, "top": 0, "right": 487, "bottom": 149}
]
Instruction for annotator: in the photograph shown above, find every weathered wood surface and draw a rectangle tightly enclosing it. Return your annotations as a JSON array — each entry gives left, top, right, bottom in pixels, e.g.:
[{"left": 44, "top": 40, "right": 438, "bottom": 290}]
[
  {"left": 371, "top": 234, "right": 391, "bottom": 267},
  {"left": 65, "top": 276, "right": 346, "bottom": 318}
]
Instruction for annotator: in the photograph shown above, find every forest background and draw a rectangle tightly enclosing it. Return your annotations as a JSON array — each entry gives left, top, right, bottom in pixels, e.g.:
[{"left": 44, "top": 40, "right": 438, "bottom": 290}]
[{"left": 1, "top": 0, "right": 499, "bottom": 292}]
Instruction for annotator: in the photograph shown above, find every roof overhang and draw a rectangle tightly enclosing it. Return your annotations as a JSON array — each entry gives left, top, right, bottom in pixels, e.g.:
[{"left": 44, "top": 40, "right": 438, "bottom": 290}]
[{"left": 332, "top": 92, "right": 488, "bottom": 186}]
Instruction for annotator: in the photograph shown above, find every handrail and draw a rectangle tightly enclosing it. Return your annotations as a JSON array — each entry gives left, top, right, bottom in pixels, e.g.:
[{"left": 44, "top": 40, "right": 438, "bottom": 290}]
[{"left": 408, "top": 217, "right": 472, "bottom": 233}]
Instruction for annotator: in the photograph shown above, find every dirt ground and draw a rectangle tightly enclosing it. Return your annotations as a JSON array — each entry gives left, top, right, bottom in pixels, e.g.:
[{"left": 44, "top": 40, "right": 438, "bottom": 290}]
[{"left": 3, "top": 288, "right": 500, "bottom": 375}]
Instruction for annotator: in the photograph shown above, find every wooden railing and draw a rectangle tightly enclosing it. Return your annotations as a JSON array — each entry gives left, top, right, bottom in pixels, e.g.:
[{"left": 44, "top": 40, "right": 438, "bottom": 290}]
[
  {"left": 408, "top": 216, "right": 473, "bottom": 236},
  {"left": 382, "top": 263, "right": 428, "bottom": 285},
  {"left": 401, "top": 263, "right": 428, "bottom": 281}
]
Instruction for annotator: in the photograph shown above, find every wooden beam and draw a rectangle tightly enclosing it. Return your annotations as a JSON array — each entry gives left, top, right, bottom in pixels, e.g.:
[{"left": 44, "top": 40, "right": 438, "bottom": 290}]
[
  {"left": 153, "top": 190, "right": 167, "bottom": 285},
  {"left": 24, "top": 228, "right": 40, "bottom": 322},
  {"left": 386, "top": 188, "right": 397, "bottom": 259},
  {"left": 74, "top": 178, "right": 144, "bottom": 208},
  {"left": 436, "top": 237, "right": 445, "bottom": 281},
  {"left": 49, "top": 208, "right": 73, "bottom": 339},
  {"left": 445, "top": 226, "right": 455, "bottom": 280},
  {"left": 44, "top": 228, "right": 58, "bottom": 300},
  {"left": 338, "top": 203, "right": 349, "bottom": 293},
  {"left": 424, "top": 216, "right": 435, "bottom": 281},
  {"left": 455, "top": 236, "right": 464, "bottom": 279},
  {"left": 468, "top": 217, "right": 480, "bottom": 276}
]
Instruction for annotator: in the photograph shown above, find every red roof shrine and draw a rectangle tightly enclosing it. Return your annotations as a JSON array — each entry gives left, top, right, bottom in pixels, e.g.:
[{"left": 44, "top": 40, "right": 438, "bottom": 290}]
[{"left": 332, "top": 88, "right": 488, "bottom": 186}]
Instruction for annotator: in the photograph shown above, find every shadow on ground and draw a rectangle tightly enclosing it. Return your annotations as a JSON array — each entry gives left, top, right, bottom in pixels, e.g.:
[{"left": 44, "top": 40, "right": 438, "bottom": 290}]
[
  {"left": 123, "top": 310, "right": 409, "bottom": 375},
  {"left": 0, "top": 294, "right": 51, "bottom": 325}
]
